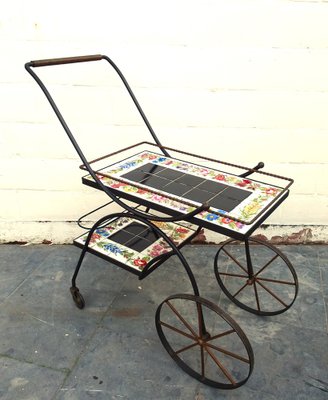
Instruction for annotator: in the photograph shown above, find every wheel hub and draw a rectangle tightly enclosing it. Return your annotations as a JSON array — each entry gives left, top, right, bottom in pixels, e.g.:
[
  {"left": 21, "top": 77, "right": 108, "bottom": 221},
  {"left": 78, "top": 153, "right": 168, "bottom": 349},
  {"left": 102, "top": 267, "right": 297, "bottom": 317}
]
[
  {"left": 197, "top": 332, "right": 211, "bottom": 345},
  {"left": 247, "top": 277, "right": 255, "bottom": 285}
]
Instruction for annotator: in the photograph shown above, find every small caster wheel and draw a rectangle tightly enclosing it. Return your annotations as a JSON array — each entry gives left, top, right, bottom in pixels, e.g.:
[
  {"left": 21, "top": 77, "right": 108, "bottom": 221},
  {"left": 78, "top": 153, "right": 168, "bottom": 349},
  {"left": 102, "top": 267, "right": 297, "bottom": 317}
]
[{"left": 70, "top": 287, "right": 85, "bottom": 309}]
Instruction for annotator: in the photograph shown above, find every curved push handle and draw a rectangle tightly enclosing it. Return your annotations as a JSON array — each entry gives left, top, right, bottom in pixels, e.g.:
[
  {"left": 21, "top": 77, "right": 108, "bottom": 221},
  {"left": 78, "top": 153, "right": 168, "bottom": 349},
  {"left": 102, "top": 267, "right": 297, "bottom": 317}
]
[{"left": 28, "top": 54, "right": 103, "bottom": 68}]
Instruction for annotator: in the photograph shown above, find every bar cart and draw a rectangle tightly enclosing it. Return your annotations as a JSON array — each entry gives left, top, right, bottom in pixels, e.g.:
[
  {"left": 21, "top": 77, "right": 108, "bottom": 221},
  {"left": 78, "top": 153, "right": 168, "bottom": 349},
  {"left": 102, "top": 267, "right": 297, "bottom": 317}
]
[{"left": 25, "top": 55, "right": 298, "bottom": 389}]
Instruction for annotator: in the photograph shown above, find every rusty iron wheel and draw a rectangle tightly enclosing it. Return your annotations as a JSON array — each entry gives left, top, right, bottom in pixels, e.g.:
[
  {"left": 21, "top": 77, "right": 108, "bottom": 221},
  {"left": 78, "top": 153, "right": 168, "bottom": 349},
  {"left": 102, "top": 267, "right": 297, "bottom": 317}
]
[
  {"left": 155, "top": 294, "right": 254, "bottom": 389},
  {"left": 214, "top": 238, "right": 298, "bottom": 316}
]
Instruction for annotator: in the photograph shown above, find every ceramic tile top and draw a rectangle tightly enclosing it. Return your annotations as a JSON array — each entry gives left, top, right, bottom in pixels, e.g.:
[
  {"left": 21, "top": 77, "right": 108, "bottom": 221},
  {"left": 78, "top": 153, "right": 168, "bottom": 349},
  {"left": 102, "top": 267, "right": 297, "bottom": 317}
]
[
  {"left": 85, "top": 151, "right": 284, "bottom": 234},
  {"left": 74, "top": 217, "right": 197, "bottom": 272}
]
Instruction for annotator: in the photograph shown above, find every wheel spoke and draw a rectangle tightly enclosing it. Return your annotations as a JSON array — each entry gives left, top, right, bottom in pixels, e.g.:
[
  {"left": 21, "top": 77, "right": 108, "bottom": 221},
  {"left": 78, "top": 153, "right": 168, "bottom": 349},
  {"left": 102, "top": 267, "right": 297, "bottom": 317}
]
[
  {"left": 166, "top": 300, "right": 198, "bottom": 338},
  {"left": 257, "top": 276, "right": 296, "bottom": 286},
  {"left": 209, "top": 328, "right": 235, "bottom": 341},
  {"left": 201, "top": 346, "right": 205, "bottom": 381},
  {"left": 159, "top": 321, "right": 196, "bottom": 341},
  {"left": 232, "top": 281, "right": 249, "bottom": 299},
  {"left": 205, "top": 346, "right": 237, "bottom": 385},
  {"left": 196, "top": 303, "right": 205, "bottom": 338},
  {"left": 222, "top": 248, "right": 248, "bottom": 274},
  {"left": 206, "top": 342, "right": 250, "bottom": 364},
  {"left": 253, "top": 281, "right": 261, "bottom": 312},
  {"left": 219, "top": 272, "right": 248, "bottom": 279},
  {"left": 254, "top": 254, "right": 279, "bottom": 277},
  {"left": 256, "top": 279, "right": 288, "bottom": 307},
  {"left": 176, "top": 341, "right": 199, "bottom": 355}
]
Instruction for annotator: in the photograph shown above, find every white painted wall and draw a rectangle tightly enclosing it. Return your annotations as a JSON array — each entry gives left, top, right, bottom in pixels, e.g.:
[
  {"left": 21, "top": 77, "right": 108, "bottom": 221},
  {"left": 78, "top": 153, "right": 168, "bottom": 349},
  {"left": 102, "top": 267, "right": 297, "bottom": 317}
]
[{"left": 1, "top": 0, "right": 328, "bottom": 243}]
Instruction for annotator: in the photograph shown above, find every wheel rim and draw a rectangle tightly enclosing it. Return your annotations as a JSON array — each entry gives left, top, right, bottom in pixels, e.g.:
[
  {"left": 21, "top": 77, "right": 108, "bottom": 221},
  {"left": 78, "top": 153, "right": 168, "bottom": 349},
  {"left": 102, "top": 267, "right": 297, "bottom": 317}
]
[
  {"left": 155, "top": 294, "right": 254, "bottom": 389},
  {"left": 214, "top": 238, "right": 298, "bottom": 316}
]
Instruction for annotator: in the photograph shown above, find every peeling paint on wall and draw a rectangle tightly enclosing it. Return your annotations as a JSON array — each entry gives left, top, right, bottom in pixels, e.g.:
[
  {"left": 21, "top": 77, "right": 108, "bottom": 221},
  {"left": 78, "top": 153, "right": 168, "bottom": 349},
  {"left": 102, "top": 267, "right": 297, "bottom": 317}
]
[{"left": 1, "top": 222, "right": 327, "bottom": 245}]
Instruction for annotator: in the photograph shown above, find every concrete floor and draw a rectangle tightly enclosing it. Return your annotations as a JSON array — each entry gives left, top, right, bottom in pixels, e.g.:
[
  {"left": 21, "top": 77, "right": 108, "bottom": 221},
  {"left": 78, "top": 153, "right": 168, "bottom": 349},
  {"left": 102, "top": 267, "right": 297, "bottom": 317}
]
[{"left": 0, "top": 244, "right": 327, "bottom": 399}]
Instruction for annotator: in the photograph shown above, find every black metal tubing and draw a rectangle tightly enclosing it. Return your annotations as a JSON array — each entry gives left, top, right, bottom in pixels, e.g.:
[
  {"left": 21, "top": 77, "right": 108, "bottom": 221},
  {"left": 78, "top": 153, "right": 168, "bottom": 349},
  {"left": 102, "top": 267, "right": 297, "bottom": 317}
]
[
  {"left": 25, "top": 56, "right": 209, "bottom": 223},
  {"left": 244, "top": 239, "right": 255, "bottom": 280},
  {"left": 101, "top": 55, "right": 170, "bottom": 157},
  {"left": 77, "top": 200, "right": 116, "bottom": 229}
]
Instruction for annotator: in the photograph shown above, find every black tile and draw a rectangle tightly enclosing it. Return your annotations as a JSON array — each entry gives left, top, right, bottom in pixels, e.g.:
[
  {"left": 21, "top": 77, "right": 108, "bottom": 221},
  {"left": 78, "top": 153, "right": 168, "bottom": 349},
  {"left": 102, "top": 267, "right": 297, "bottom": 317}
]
[
  {"left": 108, "top": 230, "right": 133, "bottom": 246},
  {"left": 209, "top": 195, "right": 240, "bottom": 212},
  {"left": 197, "top": 180, "right": 228, "bottom": 195},
  {"left": 123, "top": 223, "right": 148, "bottom": 237},
  {"left": 184, "top": 188, "right": 214, "bottom": 204},
  {"left": 124, "top": 227, "right": 160, "bottom": 252},
  {"left": 139, "top": 228, "right": 161, "bottom": 243},
  {"left": 124, "top": 236, "right": 151, "bottom": 252},
  {"left": 121, "top": 164, "right": 167, "bottom": 183},
  {"left": 224, "top": 187, "right": 251, "bottom": 201},
  {"left": 156, "top": 168, "right": 184, "bottom": 180},
  {"left": 107, "top": 223, "right": 160, "bottom": 252},
  {"left": 140, "top": 176, "right": 168, "bottom": 190},
  {"left": 121, "top": 170, "right": 151, "bottom": 183},
  {"left": 175, "top": 174, "right": 205, "bottom": 187},
  {"left": 164, "top": 182, "right": 192, "bottom": 197}
]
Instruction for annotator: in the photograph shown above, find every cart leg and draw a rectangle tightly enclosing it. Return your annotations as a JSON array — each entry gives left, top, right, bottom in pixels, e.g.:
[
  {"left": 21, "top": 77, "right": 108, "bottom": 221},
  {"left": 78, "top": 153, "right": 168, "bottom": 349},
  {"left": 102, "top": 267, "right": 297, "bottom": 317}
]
[
  {"left": 244, "top": 239, "right": 260, "bottom": 309},
  {"left": 244, "top": 239, "right": 254, "bottom": 279},
  {"left": 70, "top": 238, "right": 90, "bottom": 309},
  {"left": 71, "top": 239, "right": 89, "bottom": 289},
  {"left": 70, "top": 215, "right": 114, "bottom": 309},
  {"left": 152, "top": 226, "right": 209, "bottom": 338}
]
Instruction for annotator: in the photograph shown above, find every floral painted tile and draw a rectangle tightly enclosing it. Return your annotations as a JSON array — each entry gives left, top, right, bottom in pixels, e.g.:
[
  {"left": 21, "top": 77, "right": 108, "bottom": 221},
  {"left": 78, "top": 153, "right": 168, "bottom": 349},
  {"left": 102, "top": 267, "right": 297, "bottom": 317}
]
[{"left": 74, "top": 217, "right": 197, "bottom": 273}]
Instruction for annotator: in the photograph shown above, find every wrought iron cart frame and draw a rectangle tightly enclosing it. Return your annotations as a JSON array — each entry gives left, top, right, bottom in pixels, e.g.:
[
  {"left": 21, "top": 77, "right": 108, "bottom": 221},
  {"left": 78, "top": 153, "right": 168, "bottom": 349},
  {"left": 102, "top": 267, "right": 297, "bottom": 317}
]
[{"left": 25, "top": 55, "right": 298, "bottom": 389}]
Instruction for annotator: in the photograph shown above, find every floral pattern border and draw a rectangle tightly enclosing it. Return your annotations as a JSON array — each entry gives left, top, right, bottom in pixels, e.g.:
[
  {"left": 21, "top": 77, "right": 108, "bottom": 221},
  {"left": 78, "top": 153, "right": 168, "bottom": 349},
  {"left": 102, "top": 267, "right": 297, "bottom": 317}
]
[
  {"left": 74, "top": 217, "right": 196, "bottom": 272},
  {"left": 87, "top": 151, "right": 284, "bottom": 234}
]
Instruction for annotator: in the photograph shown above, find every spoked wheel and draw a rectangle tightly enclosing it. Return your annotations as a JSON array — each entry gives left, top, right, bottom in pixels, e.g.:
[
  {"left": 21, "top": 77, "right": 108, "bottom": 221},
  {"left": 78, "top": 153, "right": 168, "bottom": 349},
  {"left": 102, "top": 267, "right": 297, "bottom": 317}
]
[
  {"left": 155, "top": 294, "right": 254, "bottom": 389},
  {"left": 70, "top": 286, "right": 85, "bottom": 309},
  {"left": 214, "top": 238, "right": 298, "bottom": 316}
]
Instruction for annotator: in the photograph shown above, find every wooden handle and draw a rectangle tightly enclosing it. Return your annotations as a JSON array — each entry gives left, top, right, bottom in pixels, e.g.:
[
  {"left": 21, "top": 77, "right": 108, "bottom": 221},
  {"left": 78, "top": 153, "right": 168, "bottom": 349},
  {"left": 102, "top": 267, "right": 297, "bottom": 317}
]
[{"left": 30, "top": 54, "right": 103, "bottom": 67}]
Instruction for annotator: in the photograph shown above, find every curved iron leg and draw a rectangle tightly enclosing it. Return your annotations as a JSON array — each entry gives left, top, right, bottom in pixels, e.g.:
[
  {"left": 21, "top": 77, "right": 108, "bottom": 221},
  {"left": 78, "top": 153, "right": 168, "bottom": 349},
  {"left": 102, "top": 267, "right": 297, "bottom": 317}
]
[
  {"left": 245, "top": 239, "right": 255, "bottom": 280},
  {"left": 70, "top": 211, "right": 208, "bottom": 336},
  {"left": 70, "top": 216, "right": 112, "bottom": 309},
  {"left": 71, "top": 221, "right": 99, "bottom": 289}
]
